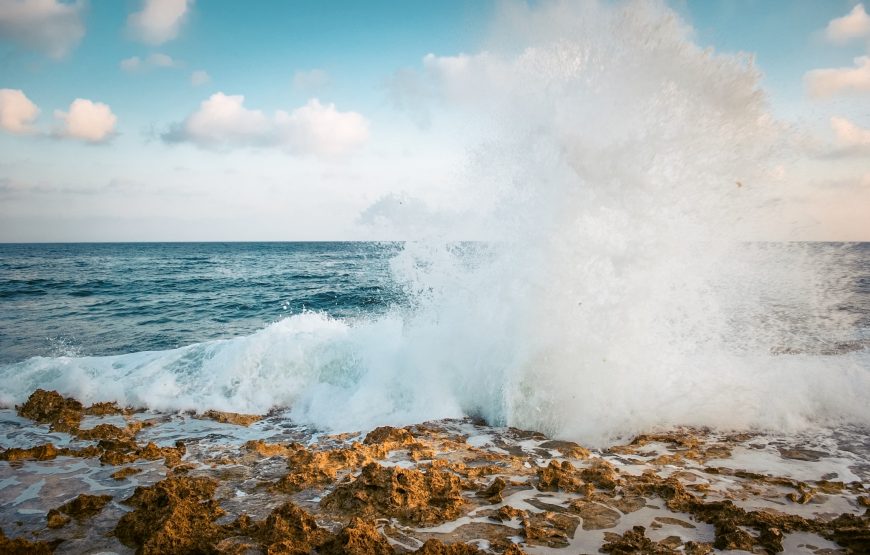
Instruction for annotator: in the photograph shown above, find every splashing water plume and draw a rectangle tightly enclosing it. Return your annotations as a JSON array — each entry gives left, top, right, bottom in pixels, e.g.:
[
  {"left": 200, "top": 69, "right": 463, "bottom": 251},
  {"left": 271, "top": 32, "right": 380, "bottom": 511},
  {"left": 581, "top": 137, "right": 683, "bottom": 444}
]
[{"left": 1, "top": 0, "right": 868, "bottom": 445}]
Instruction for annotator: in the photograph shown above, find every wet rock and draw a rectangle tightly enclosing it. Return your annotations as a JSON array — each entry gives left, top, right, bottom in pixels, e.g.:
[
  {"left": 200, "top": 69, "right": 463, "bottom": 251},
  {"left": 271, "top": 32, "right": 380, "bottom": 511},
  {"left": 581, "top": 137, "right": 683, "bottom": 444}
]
[
  {"left": 46, "top": 494, "right": 112, "bottom": 528},
  {"left": 568, "top": 499, "right": 620, "bottom": 530},
  {"left": 321, "top": 462, "right": 465, "bottom": 525},
  {"left": 114, "top": 475, "right": 224, "bottom": 554},
  {"left": 580, "top": 459, "right": 619, "bottom": 490},
  {"left": 538, "top": 439, "right": 591, "bottom": 459},
  {"left": 0, "top": 443, "right": 59, "bottom": 461},
  {"left": 536, "top": 460, "right": 584, "bottom": 492},
  {"left": 522, "top": 511, "right": 579, "bottom": 547},
  {"left": 111, "top": 467, "right": 143, "bottom": 480},
  {"left": 491, "top": 505, "right": 527, "bottom": 522},
  {"left": 17, "top": 389, "right": 83, "bottom": 433},
  {"left": 200, "top": 410, "right": 263, "bottom": 426},
  {"left": 713, "top": 521, "right": 757, "bottom": 551},
  {"left": 0, "top": 528, "right": 61, "bottom": 554},
  {"left": 84, "top": 400, "right": 128, "bottom": 416},
  {"left": 0, "top": 443, "right": 101, "bottom": 461},
  {"left": 248, "top": 501, "right": 334, "bottom": 554},
  {"left": 683, "top": 542, "right": 713, "bottom": 555},
  {"left": 477, "top": 477, "right": 507, "bottom": 503},
  {"left": 364, "top": 426, "right": 415, "bottom": 447},
  {"left": 824, "top": 513, "right": 870, "bottom": 554},
  {"left": 244, "top": 440, "right": 292, "bottom": 458},
  {"left": 320, "top": 518, "right": 392, "bottom": 555},
  {"left": 274, "top": 443, "right": 374, "bottom": 493},
  {"left": 778, "top": 448, "right": 826, "bottom": 462},
  {"left": 415, "top": 539, "right": 485, "bottom": 555},
  {"left": 77, "top": 423, "right": 137, "bottom": 441},
  {"left": 100, "top": 439, "right": 186, "bottom": 467},
  {"left": 600, "top": 525, "right": 678, "bottom": 554}
]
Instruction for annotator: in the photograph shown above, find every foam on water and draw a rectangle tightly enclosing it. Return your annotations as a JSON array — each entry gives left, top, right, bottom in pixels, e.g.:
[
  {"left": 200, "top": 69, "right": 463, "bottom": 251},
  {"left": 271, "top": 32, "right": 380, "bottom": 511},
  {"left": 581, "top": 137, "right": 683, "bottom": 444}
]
[{"left": 1, "top": 0, "right": 869, "bottom": 445}]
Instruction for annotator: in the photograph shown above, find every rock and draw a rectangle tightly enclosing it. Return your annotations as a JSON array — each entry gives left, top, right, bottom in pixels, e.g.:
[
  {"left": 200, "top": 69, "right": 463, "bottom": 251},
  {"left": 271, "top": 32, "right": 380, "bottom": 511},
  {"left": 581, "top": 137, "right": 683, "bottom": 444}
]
[
  {"left": 600, "top": 525, "right": 678, "bottom": 554},
  {"left": 364, "top": 426, "right": 415, "bottom": 447},
  {"left": 320, "top": 518, "right": 392, "bottom": 555},
  {"left": 538, "top": 440, "right": 591, "bottom": 459},
  {"left": 580, "top": 459, "right": 619, "bottom": 490},
  {"left": 249, "top": 501, "right": 334, "bottom": 554},
  {"left": 46, "top": 510, "right": 70, "bottom": 529},
  {"left": 274, "top": 443, "right": 374, "bottom": 493},
  {"left": 84, "top": 400, "right": 128, "bottom": 416},
  {"left": 17, "top": 389, "right": 83, "bottom": 433},
  {"left": 569, "top": 500, "right": 620, "bottom": 530},
  {"left": 824, "top": 513, "right": 870, "bottom": 554},
  {"left": 414, "top": 539, "right": 485, "bottom": 555},
  {"left": 111, "top": 467, "right": 143, "bottom": 480},
  {"left": 46, "top": 494, "right": 112, "bottom": 528},
  {"left": 200, "top": 410, "right": 263, "bottom": 427},
  {"left": 521, "top": 511, "right": 579, "bottom": 548},
  {"left": 0, "top": 443, "right": 102, "bottom": 461},
  {"left": 244, "top": 440, "right": 292, "bottom": 458},
  {"left": 477, "top": 477, "right": 507, "bottom": 503},
  {"left": 0, "top": 443, "right": 59, "bottom": 461},
  {"left": 0, "top": 528, "right": 60, "bottom": 554},
  {"left": 536, "top": 461, "right": 584, "bottom": 492},
  {"left": 77, "top": 423, "right": 137, "bottom": 441},
  {"left": 321, "top": 462, "right": 465, "bottom": 525},
  {"left": 114, "top": 475, "right": 224, "bottom": 554}
]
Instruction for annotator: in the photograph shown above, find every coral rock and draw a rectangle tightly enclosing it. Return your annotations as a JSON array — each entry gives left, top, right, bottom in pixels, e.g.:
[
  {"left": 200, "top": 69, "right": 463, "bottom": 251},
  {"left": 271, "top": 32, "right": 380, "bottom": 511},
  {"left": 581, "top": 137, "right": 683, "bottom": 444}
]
[
  {"left": 320, "top": 518, "right": 392, "bottom": 555},
  {"left": 114, "top": 476, "right": 224, "bottom": 554},
  {"left": 46, "top": 493, "right": 112, "bottom": 528},
  {"left": 322, "top": 462, "right": 465, "bottom": 525},
  {"left": 17, "top": 389, "right": 84, "bottom": 432}
]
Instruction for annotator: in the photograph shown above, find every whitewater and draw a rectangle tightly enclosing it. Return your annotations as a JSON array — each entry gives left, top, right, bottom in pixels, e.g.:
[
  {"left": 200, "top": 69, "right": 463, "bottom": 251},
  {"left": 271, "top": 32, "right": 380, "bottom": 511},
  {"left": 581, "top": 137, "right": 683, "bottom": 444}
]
[{"left": 1, "top": 0, "right": 869, "bottom": 447}]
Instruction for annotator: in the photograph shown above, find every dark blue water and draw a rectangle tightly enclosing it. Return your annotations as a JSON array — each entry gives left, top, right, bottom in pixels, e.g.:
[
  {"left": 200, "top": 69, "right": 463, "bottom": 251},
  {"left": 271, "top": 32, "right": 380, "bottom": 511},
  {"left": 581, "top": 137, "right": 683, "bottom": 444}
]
[{"left": 0, "top": 243, "right": 403, "bottom": 364}]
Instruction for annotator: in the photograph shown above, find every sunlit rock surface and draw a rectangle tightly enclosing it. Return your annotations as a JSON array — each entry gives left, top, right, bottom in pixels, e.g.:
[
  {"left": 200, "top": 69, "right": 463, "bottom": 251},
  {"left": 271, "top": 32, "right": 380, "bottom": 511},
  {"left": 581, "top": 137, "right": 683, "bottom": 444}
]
[{"left": 0, "top": 390, "right": 868, "bottom": 554}]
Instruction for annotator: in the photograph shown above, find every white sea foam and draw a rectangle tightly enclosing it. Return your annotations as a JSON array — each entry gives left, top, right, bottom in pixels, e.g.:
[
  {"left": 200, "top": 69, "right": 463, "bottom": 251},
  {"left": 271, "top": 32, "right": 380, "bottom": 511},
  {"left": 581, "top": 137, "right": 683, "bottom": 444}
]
[{"left": 1, "top": 0, "right": 868, "bottom": 445}]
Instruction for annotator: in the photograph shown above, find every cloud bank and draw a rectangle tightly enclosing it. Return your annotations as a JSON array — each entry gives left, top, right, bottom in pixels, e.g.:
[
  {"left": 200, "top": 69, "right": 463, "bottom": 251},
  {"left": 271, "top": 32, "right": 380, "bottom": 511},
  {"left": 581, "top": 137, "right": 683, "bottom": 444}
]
[
  {"left": 127, "top": 0, "right": 192, "bottom": 45},
  {"left": 0, "top": 0, "right": 85, "bottom": 58},
  {"left": 163, "top": 93, "right": 369, "bottom": 156},
  {"left": 805, "top": 56, "right": 870, "bottom": 97},
  {"left": 825, "top": 3, "right": 870, "bottom": 44},
  {"left": 0, "top": 89, "right": 40, "bottom": 134},
  {"left": 54, "top": 98, "right": 118, "bottom": 143},
  {"left": 831, "top": 116, "right": 870, "bottom": 155}
]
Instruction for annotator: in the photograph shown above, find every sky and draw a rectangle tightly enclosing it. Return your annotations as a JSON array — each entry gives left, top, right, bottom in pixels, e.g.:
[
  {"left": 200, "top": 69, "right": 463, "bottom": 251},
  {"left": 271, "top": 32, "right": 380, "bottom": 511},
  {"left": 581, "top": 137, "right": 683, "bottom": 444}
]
[{"left": 0, "top": 0, "right": 868, "bottom": 242}]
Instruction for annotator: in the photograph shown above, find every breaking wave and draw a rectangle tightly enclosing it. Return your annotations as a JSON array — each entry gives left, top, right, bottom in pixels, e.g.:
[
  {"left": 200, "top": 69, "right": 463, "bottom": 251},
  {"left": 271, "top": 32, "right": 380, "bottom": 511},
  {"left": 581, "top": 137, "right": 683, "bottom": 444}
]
[{"left": 1, "top": 0, "right": 869, "bottom": 445}]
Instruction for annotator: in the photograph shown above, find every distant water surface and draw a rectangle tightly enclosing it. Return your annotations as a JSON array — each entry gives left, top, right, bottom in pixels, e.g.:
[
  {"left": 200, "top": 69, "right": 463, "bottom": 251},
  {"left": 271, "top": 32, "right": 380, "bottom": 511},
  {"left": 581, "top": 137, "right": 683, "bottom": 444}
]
[{"left": 0, "top": 242, "right": 403, "bottom": 364}]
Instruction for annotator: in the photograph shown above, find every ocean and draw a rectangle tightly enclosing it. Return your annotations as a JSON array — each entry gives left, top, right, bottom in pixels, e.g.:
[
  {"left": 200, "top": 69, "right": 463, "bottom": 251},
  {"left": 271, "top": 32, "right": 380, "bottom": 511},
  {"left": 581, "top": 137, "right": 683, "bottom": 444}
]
[
  {"left": 0, "top": 241, "right": 868, "bottom": 446},
  {"left": 0, "top": 242, "right": 404, "bottom": 364}
]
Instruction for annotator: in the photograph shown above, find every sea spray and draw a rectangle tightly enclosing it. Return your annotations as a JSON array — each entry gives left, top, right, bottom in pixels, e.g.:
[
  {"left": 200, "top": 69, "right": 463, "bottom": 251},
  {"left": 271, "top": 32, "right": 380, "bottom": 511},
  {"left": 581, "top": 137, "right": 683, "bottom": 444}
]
[{"left": 0, "top": 0, "right": 868, "bottom": 445}]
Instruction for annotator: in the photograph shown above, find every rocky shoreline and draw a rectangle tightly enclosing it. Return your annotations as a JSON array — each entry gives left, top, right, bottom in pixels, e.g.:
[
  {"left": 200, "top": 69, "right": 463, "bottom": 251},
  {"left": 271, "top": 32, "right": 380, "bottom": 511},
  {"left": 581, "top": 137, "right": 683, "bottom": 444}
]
[{"left": 0, "top": 389, "right": 868, "bottom": 554}]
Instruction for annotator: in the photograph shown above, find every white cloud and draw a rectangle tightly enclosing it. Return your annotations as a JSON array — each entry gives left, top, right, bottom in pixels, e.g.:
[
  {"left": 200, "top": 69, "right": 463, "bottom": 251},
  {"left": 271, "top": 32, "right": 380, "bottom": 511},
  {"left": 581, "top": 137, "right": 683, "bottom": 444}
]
[
  {"left": 805, "top": 56, "right": 870, "bottom": 97},
  {"left": 831, "top": 116, "right": 870, "bottom": 153},
  {"left": 127, "top": 0, "right": 192, "bottom": 45},
  {"left": 54, "top": 98, "right": 118, "bottom": 143},
  {"left": 190, "top": 69, "right": 210, "bottom": 86},
  {"left": 825, "top": 3, "right": 870, "bottom": 44},
  {"left": 0, "top": 88, "right": 39, "bottom": 134},
  {"left": 164, "top": 93, "right": 369, "bottom": 156},
  {"left": 120, "top": 52, "right": 180, "bottom": 72},
  {"left": 292, "top": 69, "right": 330, "bottom": 91},
  {"left": 0, "top": 0, "right": 85, "bottom": 58}
]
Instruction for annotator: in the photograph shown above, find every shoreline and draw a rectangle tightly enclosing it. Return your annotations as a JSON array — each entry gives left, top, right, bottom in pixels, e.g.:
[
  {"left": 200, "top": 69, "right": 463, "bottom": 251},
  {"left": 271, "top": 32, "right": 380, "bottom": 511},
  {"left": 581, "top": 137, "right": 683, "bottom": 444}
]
[{"left": 0, "top": 390, "right": 868, "bottom": 554}]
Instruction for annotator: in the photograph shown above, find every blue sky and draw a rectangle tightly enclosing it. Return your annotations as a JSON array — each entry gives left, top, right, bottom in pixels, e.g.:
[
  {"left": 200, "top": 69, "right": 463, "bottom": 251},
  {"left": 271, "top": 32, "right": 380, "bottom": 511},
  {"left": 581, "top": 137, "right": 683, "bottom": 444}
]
[{"left": 0, "top": 0, "right": 868, "bottom": 241}]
